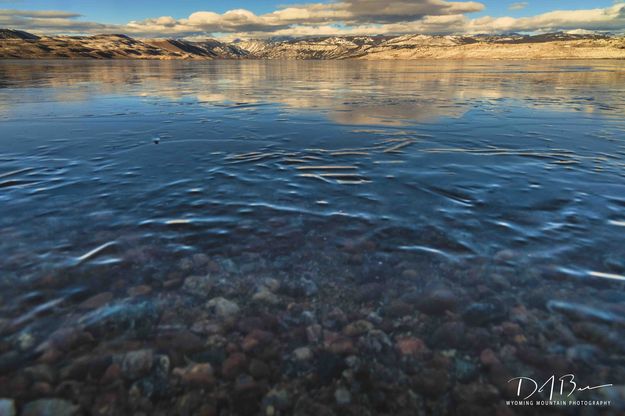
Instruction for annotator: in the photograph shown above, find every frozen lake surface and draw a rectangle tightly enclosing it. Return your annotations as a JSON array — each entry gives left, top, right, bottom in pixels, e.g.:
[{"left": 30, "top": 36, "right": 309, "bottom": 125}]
[{"left": 0, "top": 60, "right": 624, "bottom": 414}]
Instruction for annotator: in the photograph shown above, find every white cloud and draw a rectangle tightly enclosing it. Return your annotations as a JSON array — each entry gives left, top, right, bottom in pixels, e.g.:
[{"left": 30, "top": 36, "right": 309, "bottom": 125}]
[
  {"left": 2, "top": 2, "right": 625, "bottom": 38},
  {"left": 0, "top": 8, "right": 109, "bottom": 32},
  {"left": 341, "top": 0, "right": 484, "bottom": 23},
  {"left": 123, "top": 0, "right": 487, "bottom": 36},
  {"left": 0, "top": 9, "right": 81, "bottom": 18},
  {"left": 467, "top": 3, "right": 625, "bottom": 33},
  {"left": 509, "top": 2, "right": 528, "bottom": 11}
]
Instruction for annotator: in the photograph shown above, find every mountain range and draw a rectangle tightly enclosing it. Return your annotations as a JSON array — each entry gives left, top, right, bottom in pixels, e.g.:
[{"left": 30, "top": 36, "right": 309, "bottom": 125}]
[{"left": 1, "top": 29, "right": 624, "bottom": 60}]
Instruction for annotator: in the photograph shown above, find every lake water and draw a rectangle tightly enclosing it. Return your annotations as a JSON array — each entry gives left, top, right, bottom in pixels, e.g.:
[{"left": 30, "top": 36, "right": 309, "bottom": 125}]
[{"left": 1, "top": 60, "right": 624, "bottom": 414}]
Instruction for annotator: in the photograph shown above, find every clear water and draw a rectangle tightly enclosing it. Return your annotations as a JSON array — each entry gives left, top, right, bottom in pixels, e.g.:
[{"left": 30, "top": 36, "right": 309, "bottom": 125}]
[{"left": 1, "top": 60, "right": 624, "bottom": 413}]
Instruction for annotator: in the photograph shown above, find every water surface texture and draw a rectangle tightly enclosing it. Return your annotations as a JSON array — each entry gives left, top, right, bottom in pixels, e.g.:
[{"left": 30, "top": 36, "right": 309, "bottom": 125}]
[{"left": 1, "top": 60, "right": 624, "bottom": 415}]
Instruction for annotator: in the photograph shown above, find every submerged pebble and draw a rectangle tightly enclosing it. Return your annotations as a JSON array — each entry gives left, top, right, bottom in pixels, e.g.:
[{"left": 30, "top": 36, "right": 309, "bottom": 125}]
[
  {"left": 21, "top": 399, "right": 79, "bottom": 416},
  {"left": 0, "top": 399, "right": 16, "bottom": 416},
  {"left": 463, "top": 302, "right": 507, "bottom": 326},
  {"left": 293, "top": 347, "right": 313, "bottom": 361},
  {"left": 121, "top": 350, "right": 154, "bottom": 380},
  {"left": 206, "top": 297, "right": 240, "bottom": 318},
  {"left": 173, "top": 363, "right": 214, "bottom": 387},
  {"left": 334, "top": 387, "right": 352, "bottom": 405}
]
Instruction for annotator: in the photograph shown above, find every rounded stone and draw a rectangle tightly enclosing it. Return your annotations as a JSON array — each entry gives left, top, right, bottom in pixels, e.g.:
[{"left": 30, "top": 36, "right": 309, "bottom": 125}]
[
  {"left": 334, "top": 387, "right": 351, "bottom": 405},
  {"left": 252, "top": 289, "right": 280, "bottom": 305},
  {"left": 121, "top": 349, "right": 154, "bottom": 380},
  {"left": 78, "top": 292, "right": 113, "bottom": 310},
  {"left": 206, "top": 297, "right": 240, "bottom": 318},
  {"left": 293, "top": 347, "right": 313, "bottom": 361},
  {"left": 22, "top": 399, "right": 79, "bottom": 416},
  {"left": 396, "top": 337, "right": 428, "bottom": 356},
  {"left": 0, "top": 399, "right": 16, "bottom": 416},
  {"left": 222, "top": 353, "right": 247, "bottom": 379},
  {"left": 343, "top": 320, "right": 374, "bottom": 337},
  {"left": 415, "top": 288, "right": 459, "bottom": 315},
  {"left": 248, "top": 359, "right": 270, "bottom": 379},
  {"left": 173, "top": 363, "right": 215, "bottom": 387}
]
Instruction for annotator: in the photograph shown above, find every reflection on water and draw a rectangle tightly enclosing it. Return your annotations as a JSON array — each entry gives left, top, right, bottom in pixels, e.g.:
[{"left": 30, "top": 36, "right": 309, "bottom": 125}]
[
  {"left": 0, "top": 60, "right": 624, "bottom": 414},
  {"left": 1, "top": 60, "right": 625, "bottom": 125}
]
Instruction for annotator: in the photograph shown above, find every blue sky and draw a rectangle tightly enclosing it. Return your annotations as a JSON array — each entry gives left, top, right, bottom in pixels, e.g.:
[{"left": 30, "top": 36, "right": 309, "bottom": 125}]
[
  {"left": 2, "top": 1, "right": 618, "bottom": 23},
  {"left": 1, "top": 0, "right": 624, "bottom": 37}
]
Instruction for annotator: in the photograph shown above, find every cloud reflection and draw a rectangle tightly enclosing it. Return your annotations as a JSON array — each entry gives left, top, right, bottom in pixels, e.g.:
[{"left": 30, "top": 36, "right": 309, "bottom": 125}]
[{"left": 0, "top": 60, "right": 624, "bottom": 126}]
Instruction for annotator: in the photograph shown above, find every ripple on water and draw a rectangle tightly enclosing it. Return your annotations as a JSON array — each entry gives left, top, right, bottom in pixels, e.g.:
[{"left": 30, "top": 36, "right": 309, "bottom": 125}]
[
  {"left": 70, "top": 241, "right": 119, "bottom": 266},
  {"left": 547, "top": 300, "right": 625, "bottom": 326}
]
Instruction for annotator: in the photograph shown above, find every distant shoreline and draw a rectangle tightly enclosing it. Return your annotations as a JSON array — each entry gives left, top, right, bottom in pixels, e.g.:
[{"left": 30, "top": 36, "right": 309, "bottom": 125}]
[
  {"left": 2, "top": 29, "right": 625, "bottom": 60},
  {"left": 3, "top": 57, "right": 625, "bottom": 61}
]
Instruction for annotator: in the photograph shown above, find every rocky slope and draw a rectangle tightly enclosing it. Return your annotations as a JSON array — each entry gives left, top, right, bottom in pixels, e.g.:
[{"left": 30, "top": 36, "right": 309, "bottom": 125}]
[
  {"left": 1, "top": 30, "right": 624, "bottom": 60},
  {"left": 0, "top": 29, "right": 40, "bottom": 40},
  {"left": 0, "top": 32, "right": 245, "bottom": 60},
  {"left": 0, "top": 34, "right": 179, "bottom": 59},
  {"left": 144, "top": 39, "right": 248, "bottom": 59}
]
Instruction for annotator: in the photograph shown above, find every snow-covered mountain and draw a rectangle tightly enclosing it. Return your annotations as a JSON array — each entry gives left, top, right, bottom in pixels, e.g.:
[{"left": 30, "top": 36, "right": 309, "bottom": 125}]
[{"left": 1, "top": 30, "right": 624, "bottom": 60}]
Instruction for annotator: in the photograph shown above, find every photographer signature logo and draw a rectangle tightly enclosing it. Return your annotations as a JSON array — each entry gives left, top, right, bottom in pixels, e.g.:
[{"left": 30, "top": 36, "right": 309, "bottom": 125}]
[{"left": 506, "top": 374, "right": 613, "bottom": 407}]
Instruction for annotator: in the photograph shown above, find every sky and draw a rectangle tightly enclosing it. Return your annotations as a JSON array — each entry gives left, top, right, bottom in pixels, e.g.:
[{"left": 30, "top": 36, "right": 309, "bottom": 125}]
[{"left": 1, "top": 0, "right": 624, "bottom": 39}]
